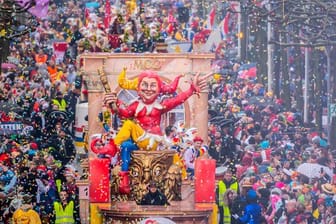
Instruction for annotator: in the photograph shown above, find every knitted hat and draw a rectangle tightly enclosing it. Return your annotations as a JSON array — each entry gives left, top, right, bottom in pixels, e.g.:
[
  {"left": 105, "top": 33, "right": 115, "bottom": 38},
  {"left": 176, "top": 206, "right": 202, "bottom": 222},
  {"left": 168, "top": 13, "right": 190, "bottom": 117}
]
[
  {"left": 247, "top": 189, "right": 257, "bottom": 200},
  {"left": 30, "top": 142, "right": 38, "bottom": 150},
  {"left": 36, "top": 165, "right": 47, "bottom": 172}
]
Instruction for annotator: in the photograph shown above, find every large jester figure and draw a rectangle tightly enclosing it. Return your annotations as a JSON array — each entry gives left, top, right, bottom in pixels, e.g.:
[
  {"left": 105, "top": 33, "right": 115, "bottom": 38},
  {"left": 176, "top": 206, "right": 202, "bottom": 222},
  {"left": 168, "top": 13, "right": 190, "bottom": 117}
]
[{"left": 92, "top": 68, "right": 210, "bottom": 194}]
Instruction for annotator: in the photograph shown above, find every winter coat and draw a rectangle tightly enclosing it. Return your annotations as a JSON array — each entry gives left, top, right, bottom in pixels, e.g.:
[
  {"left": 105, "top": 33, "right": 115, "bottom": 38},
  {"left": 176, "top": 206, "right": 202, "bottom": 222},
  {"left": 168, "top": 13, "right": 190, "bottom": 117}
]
[
  {"left": 139, "top": 190, "right": 169, "bottom": 206},
  {"left": 239, "top": 203, "right": 262, "bottom": 224}
]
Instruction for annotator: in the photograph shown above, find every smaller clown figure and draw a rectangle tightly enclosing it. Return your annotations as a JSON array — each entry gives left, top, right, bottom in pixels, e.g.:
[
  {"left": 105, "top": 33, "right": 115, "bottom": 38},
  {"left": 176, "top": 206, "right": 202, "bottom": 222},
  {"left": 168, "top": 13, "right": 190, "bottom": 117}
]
[{"left": 183, "top": 136, "right": 206, "bottom": 180}]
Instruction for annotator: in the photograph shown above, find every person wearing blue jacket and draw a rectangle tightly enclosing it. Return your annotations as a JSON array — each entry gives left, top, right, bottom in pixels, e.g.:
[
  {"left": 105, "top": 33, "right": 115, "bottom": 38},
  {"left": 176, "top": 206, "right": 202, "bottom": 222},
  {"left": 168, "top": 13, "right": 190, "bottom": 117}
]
[
  {"left": 0, "top": 163, "right": 16, "bottom": 199},
  {"left": 235, "top": 189, "right": 262, "bottom": 224}
]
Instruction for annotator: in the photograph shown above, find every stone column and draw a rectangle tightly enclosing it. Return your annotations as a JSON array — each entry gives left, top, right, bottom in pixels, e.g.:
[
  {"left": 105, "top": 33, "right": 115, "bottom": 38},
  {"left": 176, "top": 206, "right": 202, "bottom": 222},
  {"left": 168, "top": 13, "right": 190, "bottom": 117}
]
[
  {"left": 82, "top": 56, "right": 105, "bottom": 141},
  {"left": 192, "top": 92, "right": 209, "bottom": 144},
  {"left": 87, "top": 91, "right": 104, "bottom": 143}
]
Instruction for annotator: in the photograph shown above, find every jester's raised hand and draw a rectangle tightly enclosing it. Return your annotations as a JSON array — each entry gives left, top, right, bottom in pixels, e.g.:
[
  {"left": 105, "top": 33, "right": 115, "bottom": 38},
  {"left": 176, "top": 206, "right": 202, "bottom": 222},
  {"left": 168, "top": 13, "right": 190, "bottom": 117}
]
[{"left": 188, "top": 71, "right": 213, "bottom": 96}]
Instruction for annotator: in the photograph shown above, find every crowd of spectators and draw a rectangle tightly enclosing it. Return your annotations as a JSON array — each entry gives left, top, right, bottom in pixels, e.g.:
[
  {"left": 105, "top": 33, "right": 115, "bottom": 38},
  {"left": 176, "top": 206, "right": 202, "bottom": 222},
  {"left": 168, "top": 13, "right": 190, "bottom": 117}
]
[{"left": 206, "top": 68, "right": 336, "bottom": 223}]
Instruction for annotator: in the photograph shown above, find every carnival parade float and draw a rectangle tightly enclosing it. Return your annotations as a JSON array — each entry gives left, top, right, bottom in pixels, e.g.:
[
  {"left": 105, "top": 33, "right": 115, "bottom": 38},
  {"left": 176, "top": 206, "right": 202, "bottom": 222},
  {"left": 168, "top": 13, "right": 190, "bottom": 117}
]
[{"left": 78, "top": 53, "right": 217, "bottom": 224}]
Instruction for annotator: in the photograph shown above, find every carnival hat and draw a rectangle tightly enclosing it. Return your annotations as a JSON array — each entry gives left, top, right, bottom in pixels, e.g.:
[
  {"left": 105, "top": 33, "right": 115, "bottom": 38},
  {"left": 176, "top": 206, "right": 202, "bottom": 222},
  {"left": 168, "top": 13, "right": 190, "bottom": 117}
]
[
  {"left": 193, "top": 136, "right": 203, "bottom": 143},
  {"left": 321, "top": 183, "right": 334, "bottom": 195},
  {"left": 241, "top": 178, "right": 253, "bottom": 188}
]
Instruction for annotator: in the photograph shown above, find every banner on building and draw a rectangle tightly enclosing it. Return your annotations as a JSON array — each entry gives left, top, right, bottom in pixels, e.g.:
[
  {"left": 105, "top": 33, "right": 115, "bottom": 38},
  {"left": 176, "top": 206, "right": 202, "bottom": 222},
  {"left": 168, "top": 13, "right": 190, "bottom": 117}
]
[{"left": 0, "top": 122, "right": 24, "bottom": 135}]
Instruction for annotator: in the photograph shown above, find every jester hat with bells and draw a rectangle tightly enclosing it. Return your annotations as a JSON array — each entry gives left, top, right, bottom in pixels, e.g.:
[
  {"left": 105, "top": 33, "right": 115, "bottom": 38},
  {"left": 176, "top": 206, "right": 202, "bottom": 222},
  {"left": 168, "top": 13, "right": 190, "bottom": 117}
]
[{"left": 118, "top": 68, "right": 183, "bottom": 94}]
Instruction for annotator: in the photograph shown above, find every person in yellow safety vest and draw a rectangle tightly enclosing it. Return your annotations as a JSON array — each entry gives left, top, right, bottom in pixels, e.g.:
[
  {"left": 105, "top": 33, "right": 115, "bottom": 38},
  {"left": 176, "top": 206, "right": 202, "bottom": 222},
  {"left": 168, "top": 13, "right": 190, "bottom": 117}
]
[
  {"left": 53, "top": 187, "right": 80, "bottom": 224},
  {"left": 222, "top": 189, "right": 238, "bottom": 224},
  {"left": 216, "top": 169, "right": 239, "bottom": 224},
  {"left": 52, "top": 91, "right": 67, "bottom": 111}
]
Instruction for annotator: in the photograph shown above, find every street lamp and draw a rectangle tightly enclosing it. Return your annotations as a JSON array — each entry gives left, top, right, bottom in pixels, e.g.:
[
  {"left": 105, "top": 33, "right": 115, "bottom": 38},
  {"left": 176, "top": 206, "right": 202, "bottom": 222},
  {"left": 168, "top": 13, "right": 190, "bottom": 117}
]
[{"left": 238, "top": 0, "right": 248, "bottom": 62}]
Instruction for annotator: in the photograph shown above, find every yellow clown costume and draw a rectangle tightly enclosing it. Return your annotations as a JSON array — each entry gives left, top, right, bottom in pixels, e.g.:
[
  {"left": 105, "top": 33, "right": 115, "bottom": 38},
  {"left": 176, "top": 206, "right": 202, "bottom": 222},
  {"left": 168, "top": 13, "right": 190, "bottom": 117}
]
[{"left": 12, "top": 209, "right": 42, "bottom": 224}]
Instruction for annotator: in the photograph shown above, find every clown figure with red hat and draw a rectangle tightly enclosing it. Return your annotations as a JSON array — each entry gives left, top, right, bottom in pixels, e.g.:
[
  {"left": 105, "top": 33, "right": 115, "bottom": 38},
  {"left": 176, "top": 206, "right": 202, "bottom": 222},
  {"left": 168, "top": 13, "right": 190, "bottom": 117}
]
[
  {"left": 183, "top": 136, "right": 207, "bottom": 180},
  {"left": 99, "top": 69, "right": 211, "bottom": 194}
]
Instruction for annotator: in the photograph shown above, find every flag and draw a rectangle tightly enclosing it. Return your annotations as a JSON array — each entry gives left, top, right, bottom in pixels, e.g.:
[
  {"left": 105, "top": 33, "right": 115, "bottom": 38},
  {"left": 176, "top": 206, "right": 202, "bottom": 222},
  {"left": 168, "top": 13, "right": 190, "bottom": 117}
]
[
  {"left": 221, "top": 1, "right": 240, "bottom": 37},
  {"left": 203, "top": 2, "right": 239, "bottom": 52},
  {"left": 206, "top": 6, "right": 216, "bottom": 30},
  {"left": 75, "top": 126, "right": 85, "bottom": 143},
  {"left": 167, "top": 41, "right": 192, "bottom": 53},
  {"left": 222, "top": 12, "right": 231, "bottom": 36},
  {"left": 29, "top": 0, "right": 49, "bottom": 19},
  {"left": 104, "top": 0, "right": 111, "bottom": 29},
  {"left": 203, "top": 20, "right": 223, "bottom": 52},
  {"left": 230, "top": 1, "right": 240, "bottom": 12},
  {"left": 16, "top": 0, "right": 49, "bottom": 19},
  {"left": 85, "top": 8, "right": 90, "bottom": 27}
]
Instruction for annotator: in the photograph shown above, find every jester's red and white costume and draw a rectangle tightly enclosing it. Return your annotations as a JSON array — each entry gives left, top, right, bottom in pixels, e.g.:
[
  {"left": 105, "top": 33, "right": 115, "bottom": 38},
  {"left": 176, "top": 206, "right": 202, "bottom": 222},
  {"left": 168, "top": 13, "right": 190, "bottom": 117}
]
[
  {"left": 94, "top": 70, "right": 199, "bottom": 194},
  {"left": 113, "top": 71, "right": 196, "bottom": 148}
]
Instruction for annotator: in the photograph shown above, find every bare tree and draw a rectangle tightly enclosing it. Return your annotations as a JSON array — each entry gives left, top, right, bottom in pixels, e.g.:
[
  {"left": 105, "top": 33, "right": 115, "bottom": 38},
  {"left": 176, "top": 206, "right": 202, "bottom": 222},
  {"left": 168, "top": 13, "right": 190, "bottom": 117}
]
[
  {"left": 240, "top": 0, "right": 336, "bottom": 139},
  {"left": 0, "top": 0, "right": 38, "bottom": 73}
]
